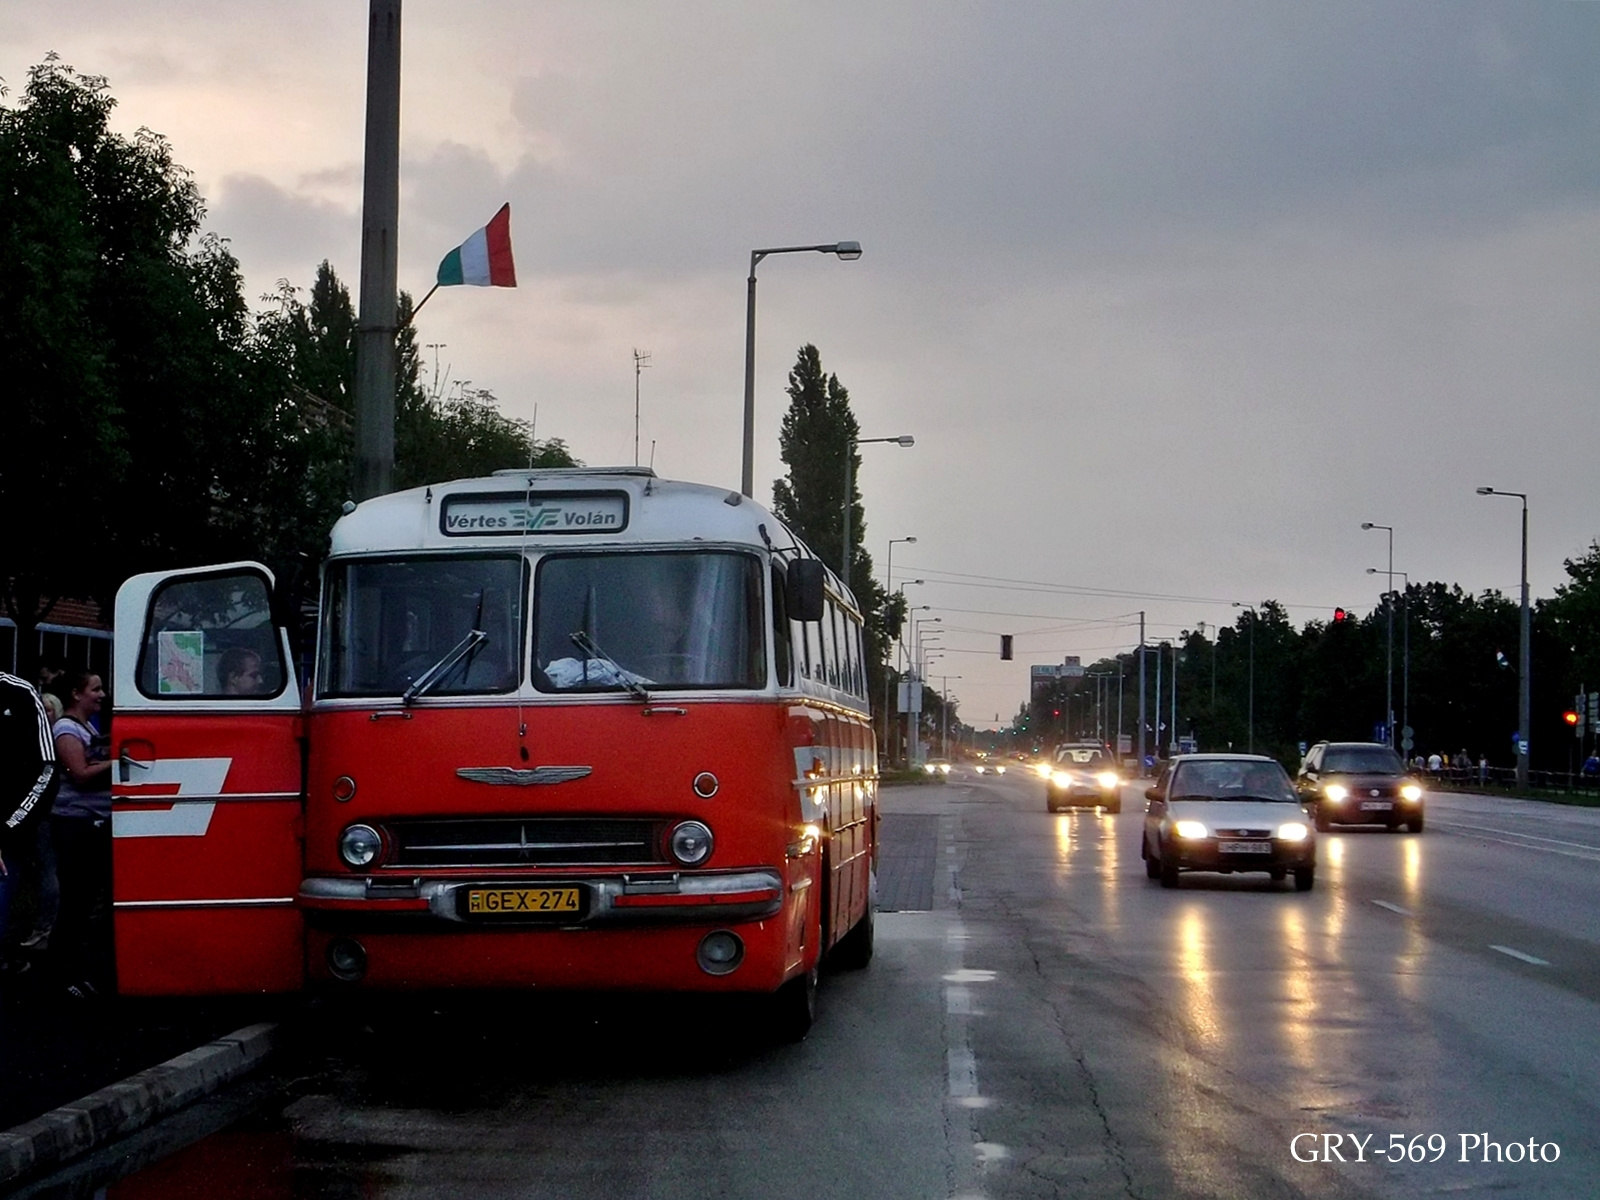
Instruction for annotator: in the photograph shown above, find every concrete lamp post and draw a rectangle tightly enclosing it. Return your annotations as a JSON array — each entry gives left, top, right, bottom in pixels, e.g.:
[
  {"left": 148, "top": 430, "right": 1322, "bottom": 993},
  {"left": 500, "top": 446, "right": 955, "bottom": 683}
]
[
  {"left": 842, "top": 436, "right": 914, "bottom": 590},
  {"left": 1477, "top": 487, "right": 1531, "bottom": 788},
  {"left": 741, "top": 241, "right": 862, "bottom": 497}
]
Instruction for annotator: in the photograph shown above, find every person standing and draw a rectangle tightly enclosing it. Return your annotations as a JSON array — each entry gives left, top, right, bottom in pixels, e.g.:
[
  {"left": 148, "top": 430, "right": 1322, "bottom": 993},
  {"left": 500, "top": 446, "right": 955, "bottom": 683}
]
[
  {"left": 48, "top": 671, "right": 114, "bottom": 999},
  {"left": 1, "top": 671, "right": 58, "bottom": 976}
]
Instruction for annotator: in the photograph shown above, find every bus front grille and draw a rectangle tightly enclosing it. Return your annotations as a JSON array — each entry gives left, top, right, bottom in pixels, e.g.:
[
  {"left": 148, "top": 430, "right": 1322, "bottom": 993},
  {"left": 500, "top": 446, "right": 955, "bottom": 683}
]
[{"left": 388, "top": 818, "right": 665, "bottom": 867}]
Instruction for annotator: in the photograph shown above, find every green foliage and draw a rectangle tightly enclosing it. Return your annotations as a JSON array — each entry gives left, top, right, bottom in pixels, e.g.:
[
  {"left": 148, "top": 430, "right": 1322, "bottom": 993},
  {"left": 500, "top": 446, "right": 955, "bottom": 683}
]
[
  {"left": 770, "top": 344, "right": 896, "bottom": 719},
  {"left": 0, "top": 59, "right": 574, "bottom": 674}
]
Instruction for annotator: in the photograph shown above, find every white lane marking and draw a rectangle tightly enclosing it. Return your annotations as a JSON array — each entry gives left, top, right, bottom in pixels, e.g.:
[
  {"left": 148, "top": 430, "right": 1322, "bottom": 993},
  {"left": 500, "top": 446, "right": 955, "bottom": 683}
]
[
  {"left": 944, "top": 968, "right": 997, "bottom": 984},
  {"left": 1490, "top": 944, "right": 1550, "bottom": 966},
  {"left": 974, "top": 1143, "right": 1010, "bottom": 1166},
  {"left": 1371, "top": 900, "right": 1413, "bottom": 916},
  {"left": 1432, "top": 819, "right": 1600, "bottom": 853},
  {"left": 947, "top": 985, "right": 984, "bottom": 1015},
  {"left": 1428, "top": 821, "right": 1600, "bottom": 864},
  {"left": 947, "top": 1047, "right": 978, "bottom": 1098}
]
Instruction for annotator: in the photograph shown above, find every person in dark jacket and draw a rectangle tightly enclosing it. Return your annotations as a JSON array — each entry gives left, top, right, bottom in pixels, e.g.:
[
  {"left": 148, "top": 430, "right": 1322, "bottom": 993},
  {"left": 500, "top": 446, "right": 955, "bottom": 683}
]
[{"left": 1, "top": 672, "right": 58, "bottom": 976}]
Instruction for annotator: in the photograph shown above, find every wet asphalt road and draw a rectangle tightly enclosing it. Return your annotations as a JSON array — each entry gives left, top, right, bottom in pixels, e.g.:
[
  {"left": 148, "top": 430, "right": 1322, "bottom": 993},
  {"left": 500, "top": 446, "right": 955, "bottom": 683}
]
[{"left": 18, "top": 775, "right": 1600, "bottom": 1199}]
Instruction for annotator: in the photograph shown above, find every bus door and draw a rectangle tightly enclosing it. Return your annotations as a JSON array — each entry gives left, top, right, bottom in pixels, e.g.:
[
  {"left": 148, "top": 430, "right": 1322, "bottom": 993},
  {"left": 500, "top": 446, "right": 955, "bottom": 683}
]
[{"left": 111, "top": 564, "right": 306, "bottom": 995}]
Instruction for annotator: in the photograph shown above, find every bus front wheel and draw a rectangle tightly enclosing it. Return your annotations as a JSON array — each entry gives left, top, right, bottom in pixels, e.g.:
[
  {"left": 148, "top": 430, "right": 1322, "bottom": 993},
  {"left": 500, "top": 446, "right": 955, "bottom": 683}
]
[{"left": 771, "top": 965, "right": 818, "bottom": 1042}]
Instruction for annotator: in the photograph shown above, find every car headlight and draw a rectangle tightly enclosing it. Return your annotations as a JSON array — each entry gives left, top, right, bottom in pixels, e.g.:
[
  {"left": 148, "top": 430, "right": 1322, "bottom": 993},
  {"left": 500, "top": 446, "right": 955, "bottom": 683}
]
[
  {"left": 1277, "top": 822, "right": 1309, "bottom": 842},
  {"left": 1173, "top": 820, "right": 1209, "bottom": 839},
  {"left": 1035, "top": 763, "right": 1053, "bottom": 779},
  {"left": 1095, "top": 770, "right": 1119, "bottom": 789},
  {"left": 940, "top": 763, "right": 951, "bottom": 774},
  {"left": 669, "top": 820, "right": 715, "bottom": 866},
  {"left": 1052, "top": 771, "right": 1073, "bottom": 789},
  {"left": 996, "top": 766, "right": 1006, "bottom": 775},
  {"left": 338, "top": 824, "right": 382, "bottom": 868},
  {"left": 924, "top": 764, "right": 935, "bottom": 774},
  {"left": 1401, "top": 784, "right": 1423, "bottom": 802},
  {"left": 1323, "top": 784, "right": 1349, "bottom": 803}
]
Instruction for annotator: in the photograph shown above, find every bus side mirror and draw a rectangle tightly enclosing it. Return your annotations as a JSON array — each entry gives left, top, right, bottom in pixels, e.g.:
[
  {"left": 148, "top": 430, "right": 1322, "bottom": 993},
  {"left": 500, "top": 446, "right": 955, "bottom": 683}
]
[{"left": 786, "top": 560, "right": 826, "bottom": 623}]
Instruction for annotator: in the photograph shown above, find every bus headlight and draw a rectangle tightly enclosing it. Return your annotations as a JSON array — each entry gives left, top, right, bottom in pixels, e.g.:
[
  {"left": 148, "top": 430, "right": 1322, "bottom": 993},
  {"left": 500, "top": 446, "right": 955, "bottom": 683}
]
[
  {"left": 1323, "top": 784, "right": 1349, "bottom": 803},
  {"left": 1277, "top": 822, "right": 1309, "bottom": 842},
  {"left": 669, "top": 820, "right": 715, "bottom": 866},
  {"left": 338, "top": 824, "right": 382, "bottom": 868},
  {"left": 1401, "top": 784, "right": 1423, "bottom": 802},
  {"left": 1095, "top": 771, "right": 1120, "bottom": 790},
  {"left": 1173, "top": 820, "right": 1209, "bottom": 840}
]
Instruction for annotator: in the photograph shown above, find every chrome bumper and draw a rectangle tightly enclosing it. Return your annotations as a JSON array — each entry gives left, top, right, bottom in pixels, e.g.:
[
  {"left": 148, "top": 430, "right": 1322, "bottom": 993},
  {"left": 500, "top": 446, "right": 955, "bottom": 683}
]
[{"left": 299, "top": 867, "right": 786, "bottom": 926}]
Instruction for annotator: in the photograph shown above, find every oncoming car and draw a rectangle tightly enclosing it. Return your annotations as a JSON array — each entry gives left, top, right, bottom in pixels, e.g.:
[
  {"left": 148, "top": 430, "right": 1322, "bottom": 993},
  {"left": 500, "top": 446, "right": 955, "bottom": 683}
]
[
  {"left": 1140, "top": 754, "right": 1316, "bottom": 890},
  {"left": 1296, "top": 741, "right": 1424, "bottom": 833},
  {"left": 923, "top": 758, "right": 953, "bottom": 777},
  {"left": 1046, "top": 743, "right": 1121, "bottom": 813},
  {"left": 973, "top": 761, "right": 1007, "bottom": 775}
]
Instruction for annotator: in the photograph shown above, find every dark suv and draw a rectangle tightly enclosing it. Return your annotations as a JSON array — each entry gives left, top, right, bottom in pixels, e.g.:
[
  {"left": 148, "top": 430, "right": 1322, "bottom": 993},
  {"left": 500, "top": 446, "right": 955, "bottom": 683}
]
[{"left": 1296, "top": 741, "right": 1424, "bottom": 833}]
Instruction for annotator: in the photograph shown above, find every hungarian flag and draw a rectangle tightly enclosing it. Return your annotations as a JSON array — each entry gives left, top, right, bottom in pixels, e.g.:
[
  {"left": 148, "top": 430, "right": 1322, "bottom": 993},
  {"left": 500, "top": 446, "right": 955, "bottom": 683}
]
[{"left": 436, "top": 203, "right": 517, "bottom": 288}]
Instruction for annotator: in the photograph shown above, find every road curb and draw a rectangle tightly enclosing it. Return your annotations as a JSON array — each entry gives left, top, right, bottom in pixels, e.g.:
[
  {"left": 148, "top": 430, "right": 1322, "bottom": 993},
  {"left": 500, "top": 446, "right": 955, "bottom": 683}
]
[{"left": 0, "top": 1022, "right": 277, "bottom": 1188}]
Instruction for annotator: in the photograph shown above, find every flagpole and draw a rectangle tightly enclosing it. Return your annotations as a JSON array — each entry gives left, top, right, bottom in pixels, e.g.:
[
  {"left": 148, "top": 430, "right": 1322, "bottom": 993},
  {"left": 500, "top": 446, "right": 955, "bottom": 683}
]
[{"left": 406, "top": 282, "right": 440, "bottom": 324}]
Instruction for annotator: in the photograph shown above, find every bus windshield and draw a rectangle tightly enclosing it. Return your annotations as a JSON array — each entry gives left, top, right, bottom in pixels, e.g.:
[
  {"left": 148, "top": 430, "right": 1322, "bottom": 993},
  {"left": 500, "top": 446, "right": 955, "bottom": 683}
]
[
  {"left": 534, "top": 551, "right": 764, "bottom": 691},
  {"left": 320, "top": 555, "right": 526, "bottom": 698}
]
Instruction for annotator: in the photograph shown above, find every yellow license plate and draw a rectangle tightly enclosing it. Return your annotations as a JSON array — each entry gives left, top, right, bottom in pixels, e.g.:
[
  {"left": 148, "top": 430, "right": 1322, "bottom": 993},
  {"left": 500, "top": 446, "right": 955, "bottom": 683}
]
[{"left": 467, "top": 886, "right": 583, "bottom": 916}]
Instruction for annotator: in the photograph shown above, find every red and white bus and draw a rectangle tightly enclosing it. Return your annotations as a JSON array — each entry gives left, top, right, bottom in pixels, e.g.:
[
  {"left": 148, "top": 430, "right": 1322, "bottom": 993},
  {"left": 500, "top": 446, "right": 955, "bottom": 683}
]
[{"left": 109, "top": 467, "right": 878, "bottom": 1036}]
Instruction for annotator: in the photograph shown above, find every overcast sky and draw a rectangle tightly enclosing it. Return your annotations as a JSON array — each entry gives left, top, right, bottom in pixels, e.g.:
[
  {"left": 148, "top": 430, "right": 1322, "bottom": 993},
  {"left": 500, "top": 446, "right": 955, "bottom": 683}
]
[{"left": 8, "top": 2, "right": 1599, "bottom": 727}]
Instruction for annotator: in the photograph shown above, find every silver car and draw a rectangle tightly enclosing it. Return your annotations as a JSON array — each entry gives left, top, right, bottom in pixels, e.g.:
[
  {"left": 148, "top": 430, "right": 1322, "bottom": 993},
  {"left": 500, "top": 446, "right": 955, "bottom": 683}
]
[{"left": 1140, "top": 754, "right": 1316, "bottom": 890}]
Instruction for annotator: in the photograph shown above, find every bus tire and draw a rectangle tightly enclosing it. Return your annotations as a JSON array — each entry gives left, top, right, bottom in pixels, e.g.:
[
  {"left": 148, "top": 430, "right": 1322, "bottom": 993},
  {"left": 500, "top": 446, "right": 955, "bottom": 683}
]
[
  {"left": 831, "top": 902, "right": 874, "bottom": 970},
  {"left": 830, "top": 863, "right": 876, "bottom": 970},
  {"left": 771, "top": 965, "right": 818, "bottom": 1043}
]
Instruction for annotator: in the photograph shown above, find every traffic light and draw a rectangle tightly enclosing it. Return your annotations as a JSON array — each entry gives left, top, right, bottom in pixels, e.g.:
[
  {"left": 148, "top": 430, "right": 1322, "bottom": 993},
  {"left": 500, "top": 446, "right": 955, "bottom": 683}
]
[
  {"left": 1000, "top": 634, "right": 1013, "bottom": 661},
  {"left": 1566, "top": 709, "right": 1582, "bottom": 736},
  {"left": 1333, "top": 607, "right": 1348, "bottom": 623}
]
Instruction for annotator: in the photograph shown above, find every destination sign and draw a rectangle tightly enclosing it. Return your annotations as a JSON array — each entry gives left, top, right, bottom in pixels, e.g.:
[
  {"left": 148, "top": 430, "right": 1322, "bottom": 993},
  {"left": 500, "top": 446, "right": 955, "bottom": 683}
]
[{"left": 440, "top": 491, "right": 629, "bottom": 536}]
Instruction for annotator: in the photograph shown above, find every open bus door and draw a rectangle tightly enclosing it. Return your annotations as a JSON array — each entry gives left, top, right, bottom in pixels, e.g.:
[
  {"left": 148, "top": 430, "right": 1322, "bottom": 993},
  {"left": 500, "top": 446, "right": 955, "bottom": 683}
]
[{"left": 111, "top": 564, "right": 306, "bottom": 995}]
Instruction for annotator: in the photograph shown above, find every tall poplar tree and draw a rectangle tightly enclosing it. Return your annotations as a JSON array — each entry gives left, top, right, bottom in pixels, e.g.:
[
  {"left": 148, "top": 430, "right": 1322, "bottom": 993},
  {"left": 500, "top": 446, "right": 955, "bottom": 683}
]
[{"left": 771, "top": 345, "right": 905, "bottom": 725}]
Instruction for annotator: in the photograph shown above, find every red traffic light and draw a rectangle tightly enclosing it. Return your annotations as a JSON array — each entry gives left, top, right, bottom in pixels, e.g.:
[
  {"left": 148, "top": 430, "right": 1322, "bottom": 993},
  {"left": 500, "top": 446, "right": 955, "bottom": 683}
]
[
  {"left": 1333, "top": 607, "right": 1348, "bottom": 623},
  {"left": 1564, "top": 710, "right": 1580, "bottom": 726}
]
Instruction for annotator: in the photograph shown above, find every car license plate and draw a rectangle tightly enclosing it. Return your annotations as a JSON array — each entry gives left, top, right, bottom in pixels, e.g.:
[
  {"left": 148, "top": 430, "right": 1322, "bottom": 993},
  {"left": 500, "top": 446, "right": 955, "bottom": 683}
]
[
  {"left": 1219, "top": 840, "right": 1271, "bottom": 854},
  {"left": 1360, "top": 801, "right": 1393, "bottom": 811},
  {"left": 467, "top": 886, "right": 582, "bottom": 916}
]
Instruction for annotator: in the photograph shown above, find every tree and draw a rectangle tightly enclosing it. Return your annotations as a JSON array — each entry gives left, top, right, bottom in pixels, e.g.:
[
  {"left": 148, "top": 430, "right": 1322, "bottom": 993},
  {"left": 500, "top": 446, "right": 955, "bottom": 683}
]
[
  {"left": 1, "top": 59, "right": 577, "bottom": 678},
  {"left": 770, "top": 344, "right": 897, "bottom": 729},
  {"left": 0, "top": 57, "right": 264, "bottom": 672}
]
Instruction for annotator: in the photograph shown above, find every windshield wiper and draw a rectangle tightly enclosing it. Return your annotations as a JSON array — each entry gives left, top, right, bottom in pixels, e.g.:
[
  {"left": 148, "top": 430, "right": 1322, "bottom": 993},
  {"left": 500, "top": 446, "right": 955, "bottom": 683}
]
[
  {"left": 402, "top": 630, "right": 487, "bottom": 705},
  {"left": 569, "top": 630, "right": 649, "bottom": 701}
]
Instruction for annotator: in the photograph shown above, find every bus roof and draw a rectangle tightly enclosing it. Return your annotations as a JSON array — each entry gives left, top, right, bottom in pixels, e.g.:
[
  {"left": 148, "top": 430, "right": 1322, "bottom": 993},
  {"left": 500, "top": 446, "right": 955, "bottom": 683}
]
[{"left": 329, "top": 468, "right": 859, "bottom": 609}]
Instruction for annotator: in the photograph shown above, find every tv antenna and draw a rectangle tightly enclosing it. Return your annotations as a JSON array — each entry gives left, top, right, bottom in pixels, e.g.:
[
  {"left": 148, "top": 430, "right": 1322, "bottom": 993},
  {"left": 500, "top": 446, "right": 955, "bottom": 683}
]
[
  {"left": 425, "top": 343, "right": 448, "bottom": 400},
  {"left": 633, "top": 349, "right": 652, "bottom": 466}
]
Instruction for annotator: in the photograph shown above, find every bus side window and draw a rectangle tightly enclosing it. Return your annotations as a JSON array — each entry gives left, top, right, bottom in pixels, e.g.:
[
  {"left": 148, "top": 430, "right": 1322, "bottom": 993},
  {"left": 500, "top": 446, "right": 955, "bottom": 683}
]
[
  {"left": 825, "top": 603, "right": 842, "bottom": 689},
  {"left": 825, "top": 604, "right": 838, "bottom": 691},
  {"left": 771, "top": 565, "right": 792, "bottom": 687},
  {"left": 849, "top": 617, "right": 865, "bottom": 697}
]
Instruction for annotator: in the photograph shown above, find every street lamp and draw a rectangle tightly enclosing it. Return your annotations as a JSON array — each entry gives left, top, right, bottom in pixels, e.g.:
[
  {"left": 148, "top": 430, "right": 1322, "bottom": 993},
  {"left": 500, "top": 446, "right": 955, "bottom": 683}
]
[
  {"left": 1368, "top": 568, "right": 1411, "bottom": 755},
  {"left": 936, "top": 674, "right": 963, "bottom": 757},
  {"left": 1233, "top": 603, "right": 1257, "bottom": 754},
  {"left": 1477, "top": 487, "right": 1531, "bottom": 787},
  {"left": 1361, "top": 522, "right": 1396, "bottom": 748},
  {"left": 741, "top": 241, "right": 863, "bottom": 497},
  {"left": 842, "top": 436, "right": 914, "bottom": 590}
]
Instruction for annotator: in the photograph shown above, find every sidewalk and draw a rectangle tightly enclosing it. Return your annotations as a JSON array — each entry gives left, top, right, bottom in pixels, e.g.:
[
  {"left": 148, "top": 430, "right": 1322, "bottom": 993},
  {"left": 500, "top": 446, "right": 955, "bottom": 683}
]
[{"left": 0, "top": 965, "right": 286, "bottom": 1135}]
